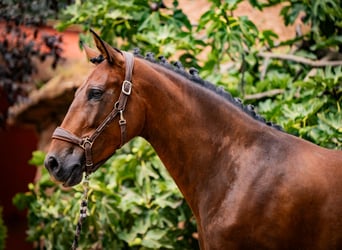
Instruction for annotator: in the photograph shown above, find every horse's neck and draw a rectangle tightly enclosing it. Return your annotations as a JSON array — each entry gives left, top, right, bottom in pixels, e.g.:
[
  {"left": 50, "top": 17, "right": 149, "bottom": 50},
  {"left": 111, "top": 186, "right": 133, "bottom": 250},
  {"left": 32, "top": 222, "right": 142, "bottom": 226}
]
[{"left": 137, "top": 61, "right": 262, "bottom": 216}]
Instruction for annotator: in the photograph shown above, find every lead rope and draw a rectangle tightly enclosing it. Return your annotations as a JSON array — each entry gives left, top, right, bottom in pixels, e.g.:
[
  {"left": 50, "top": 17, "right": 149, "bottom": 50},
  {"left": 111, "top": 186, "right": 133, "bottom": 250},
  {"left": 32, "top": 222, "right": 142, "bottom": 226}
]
[{"left": 71, "top": 173, "right": 90, "bottom": 250}]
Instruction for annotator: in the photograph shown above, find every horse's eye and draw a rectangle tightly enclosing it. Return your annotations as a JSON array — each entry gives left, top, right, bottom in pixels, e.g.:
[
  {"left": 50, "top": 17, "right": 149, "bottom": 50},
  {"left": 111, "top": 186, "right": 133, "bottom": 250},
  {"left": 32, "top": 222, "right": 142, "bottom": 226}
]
[{"left": 88, "top": 88, "right": 104, "bottom": 100}]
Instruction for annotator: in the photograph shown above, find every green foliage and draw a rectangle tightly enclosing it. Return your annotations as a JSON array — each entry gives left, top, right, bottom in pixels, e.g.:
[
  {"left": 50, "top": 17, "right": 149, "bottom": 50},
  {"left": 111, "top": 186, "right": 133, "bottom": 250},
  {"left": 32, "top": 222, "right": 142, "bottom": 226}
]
[
  {"left": 252, "top": 66, "right": 342, "bottom": 148},
  {"left": 0, "top": 207, "right": 7, "bottom": 250},
  {"left": 14, "top": 140, "right": 198, "bottom": 249},
  {"left": 256, "top": 0, "right": 342, "bottom": 51},
  {"left": 57, "top": 0, "right": 198, "bottom": 65},
  {"left": 197, "top": 1, "right": 259, "bottom": 72}
]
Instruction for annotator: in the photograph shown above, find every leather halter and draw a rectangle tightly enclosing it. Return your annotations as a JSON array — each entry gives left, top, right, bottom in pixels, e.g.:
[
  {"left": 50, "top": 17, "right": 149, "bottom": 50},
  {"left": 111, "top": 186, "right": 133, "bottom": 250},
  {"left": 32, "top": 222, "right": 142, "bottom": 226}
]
[{"left": 51, "top": 51, "right": 134, "bottom": 174}]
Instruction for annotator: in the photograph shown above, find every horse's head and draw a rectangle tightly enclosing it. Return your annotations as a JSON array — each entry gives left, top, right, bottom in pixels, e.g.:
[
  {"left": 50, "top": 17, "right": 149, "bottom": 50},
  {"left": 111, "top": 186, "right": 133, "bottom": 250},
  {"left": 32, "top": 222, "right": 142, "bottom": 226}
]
[{"left": 44, "top": 30, "right": 145, "bottom": 186}]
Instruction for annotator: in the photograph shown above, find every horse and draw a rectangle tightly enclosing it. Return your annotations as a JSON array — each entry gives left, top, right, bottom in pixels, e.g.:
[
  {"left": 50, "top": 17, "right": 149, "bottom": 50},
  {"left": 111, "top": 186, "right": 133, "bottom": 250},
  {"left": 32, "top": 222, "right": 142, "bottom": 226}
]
[{"left": 45, "top": 30, "right": 342, "bottom": 249}]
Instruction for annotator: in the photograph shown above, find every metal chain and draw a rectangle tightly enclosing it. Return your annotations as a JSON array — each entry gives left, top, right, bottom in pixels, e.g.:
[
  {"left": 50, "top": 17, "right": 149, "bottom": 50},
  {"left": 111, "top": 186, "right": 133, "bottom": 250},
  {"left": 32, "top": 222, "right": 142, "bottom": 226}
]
[{"left": 71, "top": 173, "right": 90, "bottom": 250}]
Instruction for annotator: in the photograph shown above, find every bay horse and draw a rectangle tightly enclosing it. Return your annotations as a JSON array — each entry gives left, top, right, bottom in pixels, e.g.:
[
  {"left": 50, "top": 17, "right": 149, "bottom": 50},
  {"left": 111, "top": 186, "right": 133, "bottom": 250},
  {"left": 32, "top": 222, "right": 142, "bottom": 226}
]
[{"left": 45, "top": 30, "right": 342, "bottom": 249}]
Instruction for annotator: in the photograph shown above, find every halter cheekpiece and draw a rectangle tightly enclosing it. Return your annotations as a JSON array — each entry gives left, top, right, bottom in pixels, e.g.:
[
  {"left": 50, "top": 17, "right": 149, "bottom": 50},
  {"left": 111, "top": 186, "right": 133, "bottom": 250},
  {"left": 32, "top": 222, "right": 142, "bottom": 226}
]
[{"left": 51, "top": 51, "right": 134, "bottom": 174}]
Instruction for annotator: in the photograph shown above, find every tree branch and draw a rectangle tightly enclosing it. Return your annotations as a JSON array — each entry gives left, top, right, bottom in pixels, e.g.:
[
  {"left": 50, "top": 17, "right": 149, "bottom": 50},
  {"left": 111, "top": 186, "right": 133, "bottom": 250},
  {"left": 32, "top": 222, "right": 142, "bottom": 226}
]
[
  {"left": 258, "top": 52, "right": 342, "bottom": 67},
  {"left": 244, "top": 89, "right": 285, "bottom": 101}
]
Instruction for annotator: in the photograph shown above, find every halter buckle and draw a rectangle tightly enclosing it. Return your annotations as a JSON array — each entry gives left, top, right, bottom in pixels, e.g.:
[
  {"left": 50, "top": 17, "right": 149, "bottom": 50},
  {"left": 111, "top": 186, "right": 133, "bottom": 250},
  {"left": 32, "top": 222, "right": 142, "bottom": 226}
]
[
  {"left": 122, "top": 80, "right": 132, "bottom": 95},
  {"left": 79, "top": 137, "right": 93, "bottom": 150}
]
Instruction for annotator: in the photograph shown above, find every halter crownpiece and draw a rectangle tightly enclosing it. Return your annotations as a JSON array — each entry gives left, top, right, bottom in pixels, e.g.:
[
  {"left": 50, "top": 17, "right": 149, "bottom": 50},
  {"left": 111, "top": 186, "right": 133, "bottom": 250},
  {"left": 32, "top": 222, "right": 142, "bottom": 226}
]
[{"left": 51, "top": 51, "right": 134, "bottom": 174}]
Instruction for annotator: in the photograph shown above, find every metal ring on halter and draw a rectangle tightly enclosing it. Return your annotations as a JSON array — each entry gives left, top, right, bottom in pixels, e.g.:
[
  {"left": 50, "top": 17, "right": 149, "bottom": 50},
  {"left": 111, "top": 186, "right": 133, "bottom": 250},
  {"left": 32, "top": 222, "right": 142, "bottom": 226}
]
[{"left": 79, "top": 137, "right": 93, "bottom": 150}]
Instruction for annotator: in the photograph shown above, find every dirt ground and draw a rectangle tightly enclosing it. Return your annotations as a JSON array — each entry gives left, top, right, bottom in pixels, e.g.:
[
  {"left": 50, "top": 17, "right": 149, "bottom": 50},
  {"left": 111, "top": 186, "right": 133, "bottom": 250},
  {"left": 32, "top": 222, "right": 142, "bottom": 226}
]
[{"left": 164, "top": 0, "right": 304, "bottom": 41}]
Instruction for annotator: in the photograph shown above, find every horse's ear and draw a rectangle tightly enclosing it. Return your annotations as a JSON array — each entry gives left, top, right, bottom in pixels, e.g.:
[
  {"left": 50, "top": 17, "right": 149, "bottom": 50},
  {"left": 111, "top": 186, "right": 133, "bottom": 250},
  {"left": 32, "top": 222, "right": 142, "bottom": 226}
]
[
  {"left": 89, "top": 28, "right": 123, "bottom": 65},
  {"left": 81, "top": 42, "right": 101, "bottom": 64}
]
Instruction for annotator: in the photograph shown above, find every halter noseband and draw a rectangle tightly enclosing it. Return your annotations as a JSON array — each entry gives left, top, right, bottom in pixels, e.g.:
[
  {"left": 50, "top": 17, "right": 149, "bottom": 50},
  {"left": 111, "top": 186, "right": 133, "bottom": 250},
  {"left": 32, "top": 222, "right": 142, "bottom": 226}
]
[{"left": 51, "top": 51, "right": 134, "bottom": 174}]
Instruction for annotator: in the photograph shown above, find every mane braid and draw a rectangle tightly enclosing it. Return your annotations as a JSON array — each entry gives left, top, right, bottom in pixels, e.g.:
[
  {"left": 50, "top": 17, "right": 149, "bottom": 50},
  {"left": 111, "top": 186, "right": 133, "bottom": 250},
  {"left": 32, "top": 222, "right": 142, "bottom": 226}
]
[
  {"left": 137, "top": 51, "right": 283, "bottom": 131},
  {"left": 136, "top": 51, "right": 283, "bottom": 131}
]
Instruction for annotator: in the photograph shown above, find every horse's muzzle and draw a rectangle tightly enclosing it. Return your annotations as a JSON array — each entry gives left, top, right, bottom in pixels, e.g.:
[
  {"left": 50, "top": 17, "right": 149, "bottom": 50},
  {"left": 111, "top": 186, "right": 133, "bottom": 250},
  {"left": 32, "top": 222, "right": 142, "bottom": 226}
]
[{"left": 44, "top": 154, "right": 84, "bottom": 187}]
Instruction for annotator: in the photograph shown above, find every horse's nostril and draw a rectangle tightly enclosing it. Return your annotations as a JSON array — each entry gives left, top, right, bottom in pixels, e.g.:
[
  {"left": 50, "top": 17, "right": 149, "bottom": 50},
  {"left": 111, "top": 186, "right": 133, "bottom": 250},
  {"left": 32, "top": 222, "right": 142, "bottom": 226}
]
[{"left": 45, "top": 156, "right": 59, "bottom": 171}]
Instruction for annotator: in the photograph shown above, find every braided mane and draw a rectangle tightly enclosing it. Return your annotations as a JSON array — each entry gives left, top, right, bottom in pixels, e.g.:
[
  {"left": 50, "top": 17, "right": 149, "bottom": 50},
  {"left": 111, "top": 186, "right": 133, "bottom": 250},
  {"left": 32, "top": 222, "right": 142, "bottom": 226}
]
[{"left": 133, "top": 49, "right": 282, "bottom": 131}]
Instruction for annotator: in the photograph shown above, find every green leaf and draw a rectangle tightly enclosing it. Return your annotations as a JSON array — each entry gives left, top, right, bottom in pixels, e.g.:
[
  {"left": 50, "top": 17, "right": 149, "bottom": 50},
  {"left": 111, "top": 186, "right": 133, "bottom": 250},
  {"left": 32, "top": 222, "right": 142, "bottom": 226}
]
[
  {"left": 142, "top": 229, "right": 166, "bottom": 248},
  {"left": 317, "top": 112, "right": 342, "bottom": 132},
  {"left": 28, "top": 151, "right": 46, "bottom": 166},
  {"left": 13, "top": 192, "right": 34, "bottom": 210}
]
